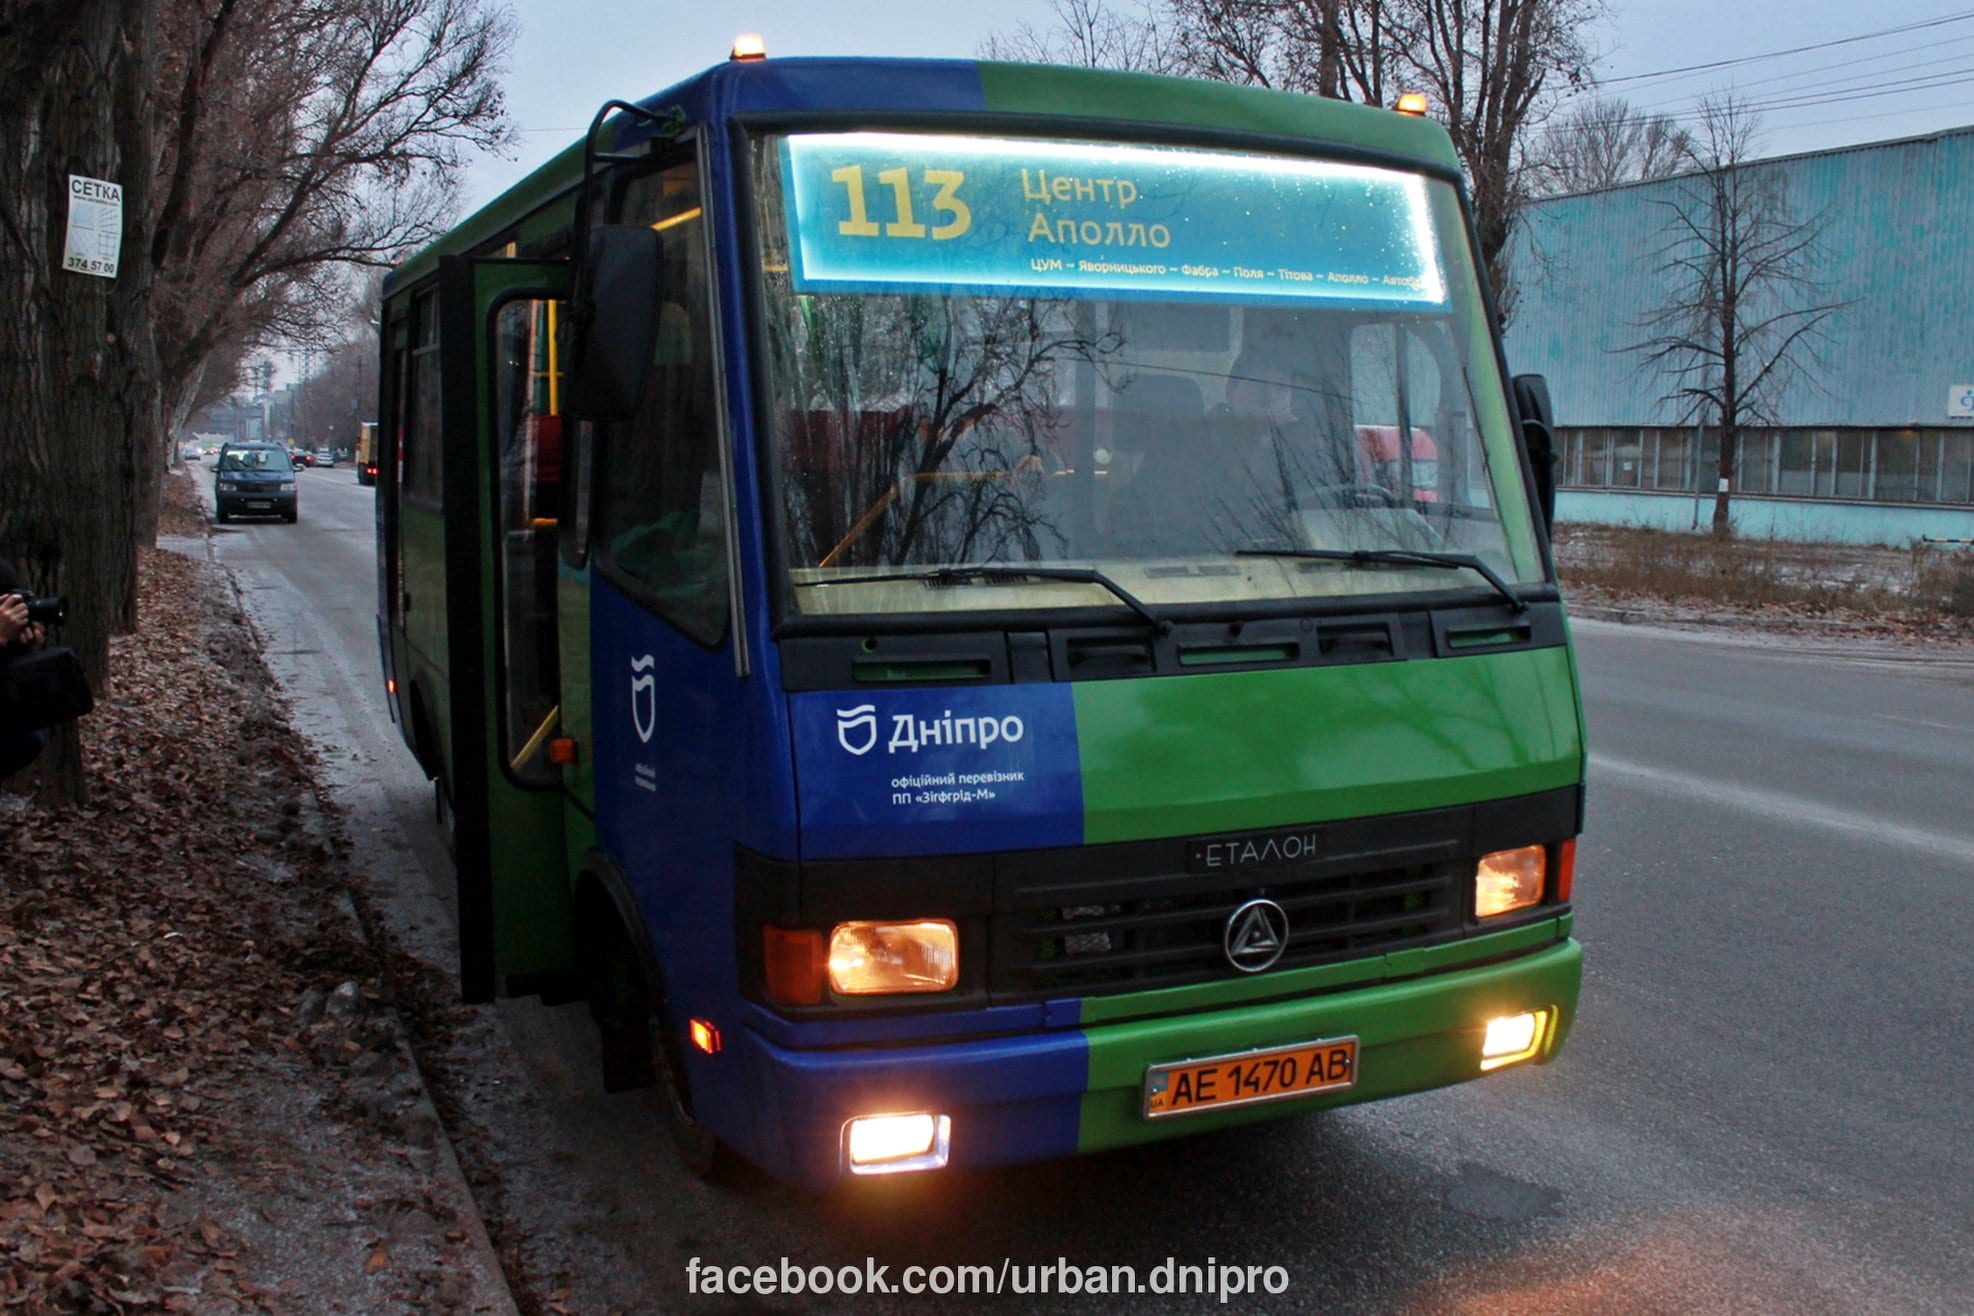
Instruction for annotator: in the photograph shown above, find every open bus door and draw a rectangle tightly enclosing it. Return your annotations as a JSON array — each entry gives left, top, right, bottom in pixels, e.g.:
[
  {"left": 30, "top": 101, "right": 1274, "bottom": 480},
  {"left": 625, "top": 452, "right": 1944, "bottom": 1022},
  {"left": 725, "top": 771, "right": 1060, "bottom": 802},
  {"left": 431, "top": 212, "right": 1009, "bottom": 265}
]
[{"left": 436, "top": 255, "right": 579, "bottom": 1001}]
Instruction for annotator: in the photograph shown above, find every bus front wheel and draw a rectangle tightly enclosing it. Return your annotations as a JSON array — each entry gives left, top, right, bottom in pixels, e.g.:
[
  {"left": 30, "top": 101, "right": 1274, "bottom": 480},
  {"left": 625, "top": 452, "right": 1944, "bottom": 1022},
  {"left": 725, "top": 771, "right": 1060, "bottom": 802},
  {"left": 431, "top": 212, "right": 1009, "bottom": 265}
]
[
  {"left": 579, "top": 879, "right": 727, "bottom": 1179},
  {"left": 650, "top": 1004, "right": 722, "bottom": 1179}
]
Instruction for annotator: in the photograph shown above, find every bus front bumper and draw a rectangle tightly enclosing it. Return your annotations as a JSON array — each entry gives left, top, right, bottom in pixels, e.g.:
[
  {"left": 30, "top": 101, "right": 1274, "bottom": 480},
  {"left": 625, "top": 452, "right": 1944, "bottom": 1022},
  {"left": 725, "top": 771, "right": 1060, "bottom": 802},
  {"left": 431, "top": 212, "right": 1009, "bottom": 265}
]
[{"left": 730, "top": 937, "right": 1581, "bottom": 1188}]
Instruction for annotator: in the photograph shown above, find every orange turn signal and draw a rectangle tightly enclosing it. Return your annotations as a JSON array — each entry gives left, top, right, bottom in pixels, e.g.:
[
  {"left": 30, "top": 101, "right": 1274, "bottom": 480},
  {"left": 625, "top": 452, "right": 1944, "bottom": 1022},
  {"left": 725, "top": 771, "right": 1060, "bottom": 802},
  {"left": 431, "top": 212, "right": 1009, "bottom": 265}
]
[
  {"left": 1555, "top": 838, "right": 1576, "bottom": 903},
  {"left": 689, "top": 1018, "right": 722, "bottom": 1054},
  {"left": 547, "top": 737, "right": 578, "bottom": 765},
  {"left": 763, "top": 926, "right": 825, "bottom": 1006}
]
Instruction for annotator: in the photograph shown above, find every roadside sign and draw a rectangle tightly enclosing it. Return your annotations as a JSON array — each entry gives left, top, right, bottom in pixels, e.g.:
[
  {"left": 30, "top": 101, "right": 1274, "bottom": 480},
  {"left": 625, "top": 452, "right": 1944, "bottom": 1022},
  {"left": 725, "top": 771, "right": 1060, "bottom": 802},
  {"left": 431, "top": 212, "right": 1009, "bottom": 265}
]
[
  {"left": 63, "top": 175, "right": 122, "bottom": 278},
  {"left": 1950, "top": 385, "right": 1974, "bottom": 419}
]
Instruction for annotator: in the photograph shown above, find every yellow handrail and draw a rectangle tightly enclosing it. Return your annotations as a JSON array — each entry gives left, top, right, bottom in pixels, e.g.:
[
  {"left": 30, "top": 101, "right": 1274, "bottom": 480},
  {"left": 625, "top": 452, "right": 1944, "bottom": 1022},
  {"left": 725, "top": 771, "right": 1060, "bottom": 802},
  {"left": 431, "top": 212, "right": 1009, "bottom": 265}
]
[{"left": 510, "top": 704, "right": 561, "bottom": 774}]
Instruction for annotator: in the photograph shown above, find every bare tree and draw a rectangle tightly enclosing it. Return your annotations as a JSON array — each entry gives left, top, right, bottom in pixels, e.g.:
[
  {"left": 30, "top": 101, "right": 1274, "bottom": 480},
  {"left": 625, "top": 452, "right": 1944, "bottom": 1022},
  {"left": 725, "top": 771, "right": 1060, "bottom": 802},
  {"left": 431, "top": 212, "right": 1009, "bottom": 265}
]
[
  {"left": 1529, "top": 94, "right": 1692, "bottom": 196},
  {"left": 1166, "top": 0, "right": 1402, "bottom": 103},
  {"left": 980, "top": 0, "right": 1176, "bottom": 71},
  {"left": 1394, "top": 0, "right": 1597, "bottom": 319},
  {"left": 1627, "top": 95, "right": 1847, "bottom": 537},
  {"left": 142, "top": 0, "right": 516, "bottom": 539},
  {"left": 289, "top": 280, "right": 384, "bottom": 454}
]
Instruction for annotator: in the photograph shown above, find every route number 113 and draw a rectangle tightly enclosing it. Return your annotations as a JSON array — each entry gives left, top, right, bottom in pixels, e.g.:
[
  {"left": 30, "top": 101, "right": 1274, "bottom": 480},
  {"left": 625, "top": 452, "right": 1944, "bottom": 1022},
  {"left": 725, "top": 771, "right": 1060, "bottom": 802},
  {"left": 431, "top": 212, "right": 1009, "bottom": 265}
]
[{"left": 831, "top": 166, "right": 972, "bottom": 241}]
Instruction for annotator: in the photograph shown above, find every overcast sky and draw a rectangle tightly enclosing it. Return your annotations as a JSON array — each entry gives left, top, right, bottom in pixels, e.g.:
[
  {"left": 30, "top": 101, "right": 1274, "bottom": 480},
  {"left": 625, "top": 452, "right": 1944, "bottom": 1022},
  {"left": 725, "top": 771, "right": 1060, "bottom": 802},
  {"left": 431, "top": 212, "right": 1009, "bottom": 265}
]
[{"left": 454, "top": 0, "right": 1974, "bottom": 213}]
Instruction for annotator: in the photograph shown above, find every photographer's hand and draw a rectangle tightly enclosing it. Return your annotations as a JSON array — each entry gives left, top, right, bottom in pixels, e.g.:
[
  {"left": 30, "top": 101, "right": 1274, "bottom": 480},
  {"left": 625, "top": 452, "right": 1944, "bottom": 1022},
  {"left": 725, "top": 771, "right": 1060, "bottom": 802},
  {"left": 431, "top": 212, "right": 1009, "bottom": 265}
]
[{"left": 0, "top": 593, "right": 26, "bottom": 647}]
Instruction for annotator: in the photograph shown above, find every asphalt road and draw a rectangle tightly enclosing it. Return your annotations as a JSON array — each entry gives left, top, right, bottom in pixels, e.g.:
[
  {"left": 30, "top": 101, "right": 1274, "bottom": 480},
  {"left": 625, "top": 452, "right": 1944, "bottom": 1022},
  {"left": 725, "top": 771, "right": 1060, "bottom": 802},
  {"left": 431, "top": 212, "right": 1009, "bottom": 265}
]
[{"left": 206, "top": 463, "right": 1974, "bottom": 1314}]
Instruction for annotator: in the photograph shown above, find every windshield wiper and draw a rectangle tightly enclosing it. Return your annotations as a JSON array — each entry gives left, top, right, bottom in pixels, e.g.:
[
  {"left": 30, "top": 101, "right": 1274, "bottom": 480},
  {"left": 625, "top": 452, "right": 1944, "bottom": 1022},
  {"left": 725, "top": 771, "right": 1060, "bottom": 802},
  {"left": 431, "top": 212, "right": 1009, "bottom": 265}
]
[
  {"left": 1235, "top": 547, "right": 1526, "bottom": 614},
  {"left": 808, "top": 564, "right": 1173, "bottom": 634}
]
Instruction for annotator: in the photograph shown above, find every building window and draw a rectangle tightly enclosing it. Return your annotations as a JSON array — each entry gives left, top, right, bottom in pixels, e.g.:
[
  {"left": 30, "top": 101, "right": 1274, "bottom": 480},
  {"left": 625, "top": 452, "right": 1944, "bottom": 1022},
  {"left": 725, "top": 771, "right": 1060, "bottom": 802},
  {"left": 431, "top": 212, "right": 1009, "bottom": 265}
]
[
  {"left": 1941, "top": 432, "right": 1974, "bottom": 504},
  {"left": 1556, "top": 425, "right": 1974, "bottom": 504},
  {"left": 1653, "top": 429, "right": 1690, "bottom": 490},
  {"left": 1872, "top": 430, "right": 1919, "bottom": 502}
]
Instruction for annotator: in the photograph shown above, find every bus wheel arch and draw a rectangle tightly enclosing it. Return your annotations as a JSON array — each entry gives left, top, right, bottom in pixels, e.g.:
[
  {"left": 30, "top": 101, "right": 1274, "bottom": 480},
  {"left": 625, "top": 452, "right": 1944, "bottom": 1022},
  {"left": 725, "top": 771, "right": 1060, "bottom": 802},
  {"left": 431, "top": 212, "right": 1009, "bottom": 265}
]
[{"left": 572, "top": 854, "right": 724, "bottom": 1178}]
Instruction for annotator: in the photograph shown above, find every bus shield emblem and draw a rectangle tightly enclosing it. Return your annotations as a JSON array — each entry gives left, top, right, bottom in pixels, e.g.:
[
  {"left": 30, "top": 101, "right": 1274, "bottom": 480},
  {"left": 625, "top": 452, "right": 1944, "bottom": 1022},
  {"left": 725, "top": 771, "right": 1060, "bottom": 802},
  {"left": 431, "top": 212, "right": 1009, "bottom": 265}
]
[
  {"left": 835, "top": 704, "right": 877, "bottom": 756},
  {"left": 630, "top": 655, "right": 657, "bottom": 745},
  {"left": 1224, "top": 899, "right": 1289, "bottom": 973}
]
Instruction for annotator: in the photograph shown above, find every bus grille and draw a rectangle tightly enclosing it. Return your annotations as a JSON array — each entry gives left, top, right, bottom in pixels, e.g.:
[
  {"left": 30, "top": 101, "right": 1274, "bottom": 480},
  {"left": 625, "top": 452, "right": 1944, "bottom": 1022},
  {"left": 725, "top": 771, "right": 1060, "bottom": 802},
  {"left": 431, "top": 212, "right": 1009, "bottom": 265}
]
[{"left": 990, "top": 862, "right": 1460, "bottom": 996}]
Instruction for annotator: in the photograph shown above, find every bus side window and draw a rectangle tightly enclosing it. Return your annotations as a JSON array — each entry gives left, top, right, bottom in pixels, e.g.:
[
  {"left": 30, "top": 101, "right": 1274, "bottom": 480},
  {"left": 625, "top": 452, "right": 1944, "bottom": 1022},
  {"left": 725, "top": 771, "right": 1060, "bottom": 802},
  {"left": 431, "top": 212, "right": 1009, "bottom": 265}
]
[{"left": 595, "top": 151, "right": 729, "bottom": 645}]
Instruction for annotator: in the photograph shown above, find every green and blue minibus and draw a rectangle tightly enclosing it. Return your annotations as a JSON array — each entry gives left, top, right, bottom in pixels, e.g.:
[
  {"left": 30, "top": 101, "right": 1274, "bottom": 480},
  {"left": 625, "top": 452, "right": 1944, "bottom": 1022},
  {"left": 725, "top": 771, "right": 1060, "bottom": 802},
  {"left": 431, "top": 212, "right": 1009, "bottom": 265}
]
[{"left": 377, "top": 44, "right": 1583, "bottom": 1188}]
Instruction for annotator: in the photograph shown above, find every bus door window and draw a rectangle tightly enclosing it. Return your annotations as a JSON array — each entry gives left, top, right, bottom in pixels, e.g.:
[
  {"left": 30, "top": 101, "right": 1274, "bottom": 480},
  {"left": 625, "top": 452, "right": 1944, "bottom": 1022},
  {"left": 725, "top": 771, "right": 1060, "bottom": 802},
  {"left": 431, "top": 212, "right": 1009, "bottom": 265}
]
[
  {"left": 492, "top": 297, "right": 566, "bottom": 784},
  {"left": 595, "top": 151, "right": 730, "bottom": 645},
  {"left": 383, "top": 313, "right": 412, "bottom": 629},
  {"left": 404, "top": 292, "right": 443, "bottom": 504},
  {"left": 558, "top": 415, "right": 594, "bottom": 567}
]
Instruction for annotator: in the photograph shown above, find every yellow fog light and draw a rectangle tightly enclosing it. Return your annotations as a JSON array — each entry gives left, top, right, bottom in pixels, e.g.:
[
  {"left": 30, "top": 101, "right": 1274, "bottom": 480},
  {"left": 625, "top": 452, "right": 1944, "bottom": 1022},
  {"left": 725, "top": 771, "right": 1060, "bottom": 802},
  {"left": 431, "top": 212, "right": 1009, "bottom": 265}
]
[
  {"left": 828, "top": 919, "right": 958, "bottom": 995},
  {"left": 1475, "top": 845, "right": 1546, "bottom": 918},
  {"left": 845, "top": 1113, "right": 951, "bottom": 1174},
  {"left": 1480, "top": 1009, "right": 1549, "bottom": 1071}
]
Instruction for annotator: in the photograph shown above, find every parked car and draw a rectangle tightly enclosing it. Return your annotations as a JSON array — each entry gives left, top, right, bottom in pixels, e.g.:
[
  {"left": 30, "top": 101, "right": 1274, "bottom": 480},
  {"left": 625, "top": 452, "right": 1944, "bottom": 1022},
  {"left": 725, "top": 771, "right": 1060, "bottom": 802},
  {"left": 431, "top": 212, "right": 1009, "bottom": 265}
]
[
  {"left": 315, "top": 448, "right": 339, "bottom": 467},
  {"left": 214, "top": 442, "right": 299, "bottom": 523}
]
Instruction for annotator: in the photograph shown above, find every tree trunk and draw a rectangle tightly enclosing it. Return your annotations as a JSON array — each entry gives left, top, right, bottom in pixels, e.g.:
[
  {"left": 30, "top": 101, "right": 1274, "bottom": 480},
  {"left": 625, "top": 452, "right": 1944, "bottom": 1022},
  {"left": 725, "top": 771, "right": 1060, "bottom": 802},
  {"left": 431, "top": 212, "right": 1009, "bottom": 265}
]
[
  {"left": 0, "top": 0, "right": 160, "bottom": 800},
  {"left": 1712, "top": 426, "right": 1736, "bottom": 538},
  {"left": 138, "top": 430, "right": 165, "bottom": 549}
]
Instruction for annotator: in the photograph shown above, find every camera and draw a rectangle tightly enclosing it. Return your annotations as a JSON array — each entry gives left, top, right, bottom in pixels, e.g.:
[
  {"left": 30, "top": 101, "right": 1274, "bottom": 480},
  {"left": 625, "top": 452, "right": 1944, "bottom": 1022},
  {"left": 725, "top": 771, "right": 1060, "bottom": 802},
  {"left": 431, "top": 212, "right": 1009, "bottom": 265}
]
[{"left": 8, "top": 593, "right": 67, "bottom": 627}]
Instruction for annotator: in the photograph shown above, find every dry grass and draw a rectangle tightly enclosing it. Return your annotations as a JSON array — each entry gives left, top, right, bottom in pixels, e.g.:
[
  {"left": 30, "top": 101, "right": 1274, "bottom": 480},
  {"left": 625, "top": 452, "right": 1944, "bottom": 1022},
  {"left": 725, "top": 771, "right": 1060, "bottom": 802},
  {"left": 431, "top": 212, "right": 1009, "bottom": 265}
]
[{"left": 1552, "top": 525, "right": 1974, "bottom": 629}]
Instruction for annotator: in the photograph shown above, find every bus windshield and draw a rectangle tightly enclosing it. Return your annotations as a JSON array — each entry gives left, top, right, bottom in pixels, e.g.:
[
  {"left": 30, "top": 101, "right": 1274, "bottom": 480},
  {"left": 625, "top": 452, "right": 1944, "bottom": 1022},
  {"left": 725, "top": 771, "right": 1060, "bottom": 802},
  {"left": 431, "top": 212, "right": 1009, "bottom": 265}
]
[{"left": 753, "top": 131, "right": 1542, "bottom": 620}]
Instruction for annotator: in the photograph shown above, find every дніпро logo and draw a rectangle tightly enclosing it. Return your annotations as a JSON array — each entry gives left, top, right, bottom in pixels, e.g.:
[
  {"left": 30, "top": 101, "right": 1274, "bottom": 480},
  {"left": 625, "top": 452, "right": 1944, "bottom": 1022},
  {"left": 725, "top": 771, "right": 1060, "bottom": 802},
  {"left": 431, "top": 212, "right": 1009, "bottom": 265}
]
[
  {"left": 835, "top": 704, "right": 877, "bottom": 756},
  {"left": 630, "top": 655, "right": 656, "bottom": 745}
]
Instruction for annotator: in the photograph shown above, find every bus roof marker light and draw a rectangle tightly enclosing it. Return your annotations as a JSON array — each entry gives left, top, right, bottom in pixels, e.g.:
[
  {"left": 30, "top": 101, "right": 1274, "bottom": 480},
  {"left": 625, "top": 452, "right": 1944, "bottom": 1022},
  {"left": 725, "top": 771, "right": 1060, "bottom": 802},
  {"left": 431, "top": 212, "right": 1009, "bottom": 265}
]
[
  {"left": 730, "top": 33, "right": 767, "bottom": 61},
  {"left": 1396, "top": 92, "right": 1429, "bottom": 116}
]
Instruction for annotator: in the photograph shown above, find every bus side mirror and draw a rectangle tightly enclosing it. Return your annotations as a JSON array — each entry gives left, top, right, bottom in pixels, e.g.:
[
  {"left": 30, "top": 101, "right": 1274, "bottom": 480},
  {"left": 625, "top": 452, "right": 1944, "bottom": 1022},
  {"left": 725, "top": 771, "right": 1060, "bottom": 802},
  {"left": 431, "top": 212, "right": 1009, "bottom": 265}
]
[
  {"left": 568, "top": 225, "right": 664, "bottom": 422},
  {"left": 1511, "top": 373, "right": 1557, "bottom": 532}
]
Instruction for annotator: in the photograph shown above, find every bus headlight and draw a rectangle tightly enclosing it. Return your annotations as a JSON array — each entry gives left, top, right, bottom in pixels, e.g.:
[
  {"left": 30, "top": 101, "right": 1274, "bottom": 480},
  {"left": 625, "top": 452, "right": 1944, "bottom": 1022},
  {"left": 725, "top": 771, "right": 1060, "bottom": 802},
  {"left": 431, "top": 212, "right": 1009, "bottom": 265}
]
[
  {"left": 1475, "top": 845, "right": 1545, "bottom": 918},
  {"left": 846, "top": 1113, "right": 950, "bottom": 1173},
  {"left": 828, "top": 920, "right": 958, "bottom": 995},
  {"left": 1480, "top": 1009, "right": 1551, "bottom": 1071}
]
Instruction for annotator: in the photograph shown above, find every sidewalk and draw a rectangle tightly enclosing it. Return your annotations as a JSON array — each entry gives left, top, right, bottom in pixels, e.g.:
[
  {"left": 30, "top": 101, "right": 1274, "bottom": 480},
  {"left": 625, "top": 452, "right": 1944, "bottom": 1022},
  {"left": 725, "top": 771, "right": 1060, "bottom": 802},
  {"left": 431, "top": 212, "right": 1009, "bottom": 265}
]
[{"left": 0, "top": 481, "right": 514, "bottom": 1312}]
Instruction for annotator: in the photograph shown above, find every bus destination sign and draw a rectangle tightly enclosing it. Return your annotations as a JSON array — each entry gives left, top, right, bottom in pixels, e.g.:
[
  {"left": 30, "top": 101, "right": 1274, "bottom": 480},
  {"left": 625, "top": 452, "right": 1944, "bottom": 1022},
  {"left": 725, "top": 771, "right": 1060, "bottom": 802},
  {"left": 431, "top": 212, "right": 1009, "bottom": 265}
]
[{"left": 780, "top": 132, "right": 1447, "bottom": 309}]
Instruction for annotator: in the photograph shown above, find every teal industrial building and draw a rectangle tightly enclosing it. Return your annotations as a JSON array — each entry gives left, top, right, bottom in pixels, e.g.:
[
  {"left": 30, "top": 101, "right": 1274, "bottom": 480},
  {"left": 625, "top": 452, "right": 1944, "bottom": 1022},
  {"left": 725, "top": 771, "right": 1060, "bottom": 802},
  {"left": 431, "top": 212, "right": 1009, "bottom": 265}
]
[{"left": 1502, "top": 124, "right": 1974, "bottom": 545}]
